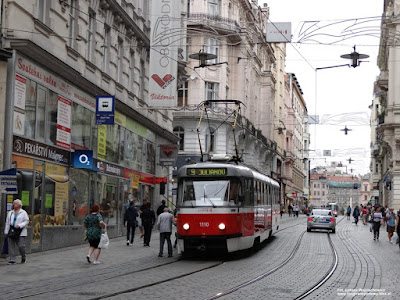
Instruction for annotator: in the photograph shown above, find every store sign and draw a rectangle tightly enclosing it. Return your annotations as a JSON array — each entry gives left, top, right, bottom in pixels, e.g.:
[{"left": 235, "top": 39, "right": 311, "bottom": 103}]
[
  {"left": 56, "top": 96, "right": 72, "bottom": 150},
  {"left": 14, "top": 74, "right": 27, "bottom": 110},
  {"left": 72, "top": 150, "right": 94, "bottom": 169},
  {"left": 148, "top": 0, "right": 180, "bottom": 107},
  {"left": 96, "top": 96, "right": 115, "bottom": 125},
  {"left": 13, "top": 135, "right": 70, "bottom": 165},
  {"left": 266, "top": 22, "right": 292, "bottom": 43},
  {"left": 159, "top": 144, "right": 178, "bottom": 166}
]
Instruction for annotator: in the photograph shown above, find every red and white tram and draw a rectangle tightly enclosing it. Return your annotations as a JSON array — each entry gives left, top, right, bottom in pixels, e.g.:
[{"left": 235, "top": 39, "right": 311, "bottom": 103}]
[{"left": 176, "top": 161, "right": 281, "bottom": 254}]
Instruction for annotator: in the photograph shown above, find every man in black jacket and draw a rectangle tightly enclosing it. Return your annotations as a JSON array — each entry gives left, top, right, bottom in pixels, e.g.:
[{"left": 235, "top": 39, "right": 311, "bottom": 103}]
[
  {"left": 141, "top": 202, "right": 156, "bottom": 247},
  {"left": 124, "top": 201, "right": 138, "bottom": 246}
]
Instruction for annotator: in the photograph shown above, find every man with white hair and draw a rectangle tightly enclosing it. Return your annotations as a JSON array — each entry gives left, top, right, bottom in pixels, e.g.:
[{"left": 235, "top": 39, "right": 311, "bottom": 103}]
[
  {"left": 157, "top": 207, "right": 175, "bottom": 257},
  {"left": 4, "top": 199, "right": 29, "bottom": 264}
]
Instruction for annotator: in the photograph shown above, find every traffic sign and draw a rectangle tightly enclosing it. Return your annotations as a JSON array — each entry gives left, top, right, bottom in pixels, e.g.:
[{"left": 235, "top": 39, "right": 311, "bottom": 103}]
[
  {"left": 0, "top": 168, "right": 17, "bottom": 194},
  {"left": 96, "top": 96, "right": 115, "bottom": 125}
]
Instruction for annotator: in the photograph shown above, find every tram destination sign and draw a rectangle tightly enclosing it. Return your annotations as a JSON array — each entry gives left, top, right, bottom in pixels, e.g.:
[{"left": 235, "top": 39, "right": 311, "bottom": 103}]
[{"left": 187, "top": 168, "right": 227, "bottom": 176}]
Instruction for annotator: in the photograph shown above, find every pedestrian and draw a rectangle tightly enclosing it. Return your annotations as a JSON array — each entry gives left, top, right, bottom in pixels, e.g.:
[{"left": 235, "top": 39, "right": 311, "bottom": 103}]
[
  {"left": 353, "top": 206, "right": 360, "bottom": 225},
  {"left": 386, "top": 208, "right": 396, "bottom": 242},
  {"left": 346, "top": 205, "right": 351, "bottom": 220},
  {"left": 124, "top": 201, "right": 138, "bottom": 246},
  {"left": 139, "top": 199, "right": 148, "bottom": 238},
  {"left": 157, "top": 200, "right": 167, "bottom": 216},
  {"left": 362, "top": 205, "right": 368, "bottom": 225},
  {"left": 372, "top": 207, "right": 383, "bottom": 241},
  {"left": 99, "top": 198, "right": 111, "bottom": 224},
  {"left": 280, "top": 205, "right": 284, "bottom": 218},
  {"left": 288, "top": 203, "right": 292, "bottom": 217},
  {"left": 84, "top": 204, "right": 106, "bottom": 264},
  {"left": 4, "top": 199, "right": 29, "bottom": 264},
  {"left": 141, "top": 202, "right": 155, "bottom": 247},
  {"left": 157, "top": 207, "right": 176, "bottom": 257},
  {"left": 293, "top": 204, "right": 299, "bottom": 217},
  {"left": 395, "top": 210, "right": 400, "bottom": 249}
]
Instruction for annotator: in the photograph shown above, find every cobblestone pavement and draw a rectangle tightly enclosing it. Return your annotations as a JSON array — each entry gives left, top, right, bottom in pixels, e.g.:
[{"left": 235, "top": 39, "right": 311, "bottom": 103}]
[{"left": 1, "top": 214, "right": 398, "bottom": 300}]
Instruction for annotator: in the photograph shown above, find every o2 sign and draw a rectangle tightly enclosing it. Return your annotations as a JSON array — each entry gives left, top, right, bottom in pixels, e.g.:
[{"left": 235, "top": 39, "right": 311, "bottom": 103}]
[{"left": 73, "top": 150, "right": 93, "bottom": 169}]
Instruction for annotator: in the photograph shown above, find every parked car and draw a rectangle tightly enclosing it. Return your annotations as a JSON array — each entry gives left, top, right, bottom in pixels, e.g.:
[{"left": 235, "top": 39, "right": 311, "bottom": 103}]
[{"left": 307, "top": 209, "right": 336, "bottom": 233}]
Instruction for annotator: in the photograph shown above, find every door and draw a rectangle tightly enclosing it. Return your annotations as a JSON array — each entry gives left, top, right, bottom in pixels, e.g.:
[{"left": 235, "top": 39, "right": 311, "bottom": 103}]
[{"left": 31, "top": 160, "right": 45, "bottom": 251}]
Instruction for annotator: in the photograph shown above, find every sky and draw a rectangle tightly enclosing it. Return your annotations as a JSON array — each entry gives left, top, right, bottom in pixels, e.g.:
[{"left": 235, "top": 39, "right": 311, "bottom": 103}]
[{"left": 265, "top": 0, "right": 384, "bottom": 175}]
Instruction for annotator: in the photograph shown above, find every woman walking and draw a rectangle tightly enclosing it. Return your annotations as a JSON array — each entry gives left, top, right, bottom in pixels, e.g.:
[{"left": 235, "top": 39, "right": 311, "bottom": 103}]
[
  {"left": 395, "top": 210, "right": 400, "bottom": 249},
  {"left": 84, "top": 204, "right": 106, "bottom": 264},
  {"left": 4, "top": 199, "right": 29, "bottom": 264},
  {"left": 372, "top": 207, "right": 383, "bottom": 241}
]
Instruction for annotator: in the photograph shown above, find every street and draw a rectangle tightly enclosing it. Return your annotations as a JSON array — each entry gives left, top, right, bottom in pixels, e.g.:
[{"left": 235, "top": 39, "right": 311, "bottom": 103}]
[{"left": 1, "top": 214, "right": 398, "bottom": 300}]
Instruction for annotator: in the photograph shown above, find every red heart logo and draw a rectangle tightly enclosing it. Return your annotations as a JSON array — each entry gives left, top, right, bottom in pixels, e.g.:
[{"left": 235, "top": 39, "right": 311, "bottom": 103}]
[{"left": 163, "top": 150, "right": 173, "bottom": 157}]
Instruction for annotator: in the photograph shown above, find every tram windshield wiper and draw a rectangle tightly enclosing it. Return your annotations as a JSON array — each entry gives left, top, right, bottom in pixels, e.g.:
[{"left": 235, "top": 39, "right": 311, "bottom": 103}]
[{"left": 203, "top": 187, "right": 216, "bottom": 208}]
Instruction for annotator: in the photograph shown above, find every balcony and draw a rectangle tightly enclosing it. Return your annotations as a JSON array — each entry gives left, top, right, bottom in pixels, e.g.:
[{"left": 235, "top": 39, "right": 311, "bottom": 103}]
[{"left": 187, "top": 13, "right": 241, "bottom": 42}]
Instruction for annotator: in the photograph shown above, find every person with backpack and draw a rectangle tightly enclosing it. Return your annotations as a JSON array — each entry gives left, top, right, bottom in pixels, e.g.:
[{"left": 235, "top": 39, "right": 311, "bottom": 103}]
[
  {"left": 346, "top": 206, "right": 351, "bottom": 220},
  {"left": 353, "top": 206, "right": 360, "bottom": 225}
]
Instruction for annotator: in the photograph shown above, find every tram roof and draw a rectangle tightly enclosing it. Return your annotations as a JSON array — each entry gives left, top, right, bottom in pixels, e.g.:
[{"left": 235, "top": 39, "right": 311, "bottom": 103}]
[{"left": 178, "top": 162, "right": 280, "bottom": 188}]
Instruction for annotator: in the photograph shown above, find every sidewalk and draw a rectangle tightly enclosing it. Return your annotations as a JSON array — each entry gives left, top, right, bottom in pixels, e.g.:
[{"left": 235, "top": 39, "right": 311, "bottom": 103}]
[
  {"left": 0, "top": 214, "right": 305, "bottom": 287},
  {"left": 0, "top": 228, "right": 171, "bottom": 285}
]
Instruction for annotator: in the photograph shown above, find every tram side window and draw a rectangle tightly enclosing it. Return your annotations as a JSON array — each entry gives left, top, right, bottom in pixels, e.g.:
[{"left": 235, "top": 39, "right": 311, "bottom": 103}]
[
  {"left": 229, "top": 178, "right": 242, "bottom": 205},
  {"left": 243, "top": 179, "right": 252, "bottom": 206}
]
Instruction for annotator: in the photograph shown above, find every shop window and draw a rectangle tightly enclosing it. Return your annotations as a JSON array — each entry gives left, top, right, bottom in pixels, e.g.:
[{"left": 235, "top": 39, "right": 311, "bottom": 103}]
[
  {"left": 106, "top": 124, "right": 120, "bottom": 163},
  {"left": 69, "top": 169, "right": 90, "bottom": 224},
  {"left": 46, "top": 90, "right": 58, "bottom": 146},
  {"left": 97, "top": 175, "right": 118, "bottom": 225},
  {"left": 144, "top": 141, "right": 155, "bottom": 174},
  {"left": 24, "top": 79, "right": 37, "bottom": 139},
  {"left": 71, "top": 102, "right": 93, "bottom": 149},
  {"left": 36, "top": 86, "right": 46, "bottom": 140},
  {"left": 124, "top": 130, "right": 136, "bottom": 169}
]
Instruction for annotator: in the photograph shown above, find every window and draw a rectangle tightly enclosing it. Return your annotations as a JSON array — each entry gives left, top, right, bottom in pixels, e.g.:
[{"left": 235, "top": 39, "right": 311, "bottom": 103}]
[
  {"left": 206, "top": 127, "right": 215, "bottom": 153},
  {"left": 140, "top": 59, "right": 145, "bottom": 101},
  {"left": 364, "top": 195, "right": 367, "bottom": 201},
  {"left": 46, "top": 91, "right": 58, "bottom": 146},
  {"left": 322, "top": 191, "right": 325, "bottom": 196},
  {"left": 173, "top": 126, "right": 185, "bottom": 151},
  {"left": 103, "top": 25, "right": 111, "bottom": 72},
  {"left": 205, "top": 82, "right": 219, "bottom": 101},
  {"left": 24, "top": 79, "right": 37, "bottom": 139},
  {"left": 106, "top": 125, "right": 120, "bottom": 163},
  {"left": 206, "top": 38, "right": 219, "bottom": 64},
  {"left": 68, "top": 0, "right": 77, "bottom": 48},
  {"left": 364, "top": 185, "right": 368, "bottom": 191},
  {"left": 36, "top": 86, "right": 46, "bottom": 141},
  {"left": 117, "top": 38, "right": 123, "bottom": 82},
  {"left": 87, "top": 10, "right": 95, "bottom": 62},
  {"left": 208, "top": 0, "right": 220, "bottom": 17},
  {"left": 129, "top": 50, "right": 135, "bottom": 92},
  {"left": 178, "top": 82, "right": 188, "bottom": 107},
  {"left": 37, "top": 0, "right": 48, "bottom": 23}
]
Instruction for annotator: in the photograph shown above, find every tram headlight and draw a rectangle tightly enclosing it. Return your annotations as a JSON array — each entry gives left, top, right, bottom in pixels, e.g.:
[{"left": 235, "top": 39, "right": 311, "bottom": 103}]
[
  {"left": 218, "top": 223, "right": 226, "bottom": 230},
  {"left": 183, "top": 223, "right": 190, "bottom": 230}
]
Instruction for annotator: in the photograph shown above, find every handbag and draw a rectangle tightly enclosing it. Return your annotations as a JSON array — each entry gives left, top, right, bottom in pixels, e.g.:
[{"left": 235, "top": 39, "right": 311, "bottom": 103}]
[
  {"left": 391, "top": 232, "right": 399, "bottom": 244},
  {"left": 8, "top": 226, "right": 22, "bottom": 239},
  {"left": 98, "top": 231, "right": 109, "bottom": 249}
]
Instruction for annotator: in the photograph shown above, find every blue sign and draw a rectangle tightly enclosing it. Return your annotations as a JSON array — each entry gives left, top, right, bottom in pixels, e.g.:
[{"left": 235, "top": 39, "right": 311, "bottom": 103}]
[
  {"left": 0, "top": 168, "right": 17, "bottom": 194},
  {"left": 96, "top": 96, "right": 115, "bottom": 125},
  {"left": 73, "top": 150, "right": 94, "bottom": 170}
]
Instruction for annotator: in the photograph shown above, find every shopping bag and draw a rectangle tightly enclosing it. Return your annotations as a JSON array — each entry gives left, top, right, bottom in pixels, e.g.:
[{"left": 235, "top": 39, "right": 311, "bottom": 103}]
[
  {"left": 99, "top": 231, "right": 109, "bottom": 249},
  {"left": 391, "top": 232, "right": 399, "bottom": 244}
]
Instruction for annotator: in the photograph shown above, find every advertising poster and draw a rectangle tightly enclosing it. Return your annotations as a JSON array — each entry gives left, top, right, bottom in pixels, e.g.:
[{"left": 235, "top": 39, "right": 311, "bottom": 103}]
[
  {"left": 97, "top": 125, "right": 107, "bottom": 160},
  {"left": 56, "top": 96, "right": 72, "bottom": 150},
  {"left": 148, "top": 0, "right": 180, "bottom": 107},
  {"left": 45, "top": 194, "right": 53, "bottom": 209},
  {"left": 13, "top": 111, "right": 25, "bottom": 135},
  {"left": 21, "top": 190, "right": 30, "bottom": 206},
  {"left": 55, "top": 183, "right": 68, "bottom": 217},
  {"left": 14, "top": 74, "right": 27, "bottom": 109}
]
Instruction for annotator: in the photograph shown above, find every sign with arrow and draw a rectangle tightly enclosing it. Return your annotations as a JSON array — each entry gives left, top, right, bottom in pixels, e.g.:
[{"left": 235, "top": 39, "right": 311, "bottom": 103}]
[{"left": 0, "top": 168, "right": 18, "bottom": 194}]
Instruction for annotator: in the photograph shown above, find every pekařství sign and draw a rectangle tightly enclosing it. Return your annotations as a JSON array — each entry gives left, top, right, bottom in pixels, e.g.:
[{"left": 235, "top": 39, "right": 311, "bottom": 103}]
[{"left": 13, "top": 135, "right": 70, "bottom": 165}]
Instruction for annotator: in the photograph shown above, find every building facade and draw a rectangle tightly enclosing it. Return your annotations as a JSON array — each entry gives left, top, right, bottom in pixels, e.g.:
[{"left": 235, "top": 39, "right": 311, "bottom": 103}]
[{"left": 0, "top": 0, "right": 179, "bottom": 252}]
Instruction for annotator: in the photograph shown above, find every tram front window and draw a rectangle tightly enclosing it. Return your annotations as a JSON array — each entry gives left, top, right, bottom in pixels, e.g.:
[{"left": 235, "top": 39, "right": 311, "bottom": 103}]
[{"left": 180, "top": 179, "right": 241, "bottom": 207}]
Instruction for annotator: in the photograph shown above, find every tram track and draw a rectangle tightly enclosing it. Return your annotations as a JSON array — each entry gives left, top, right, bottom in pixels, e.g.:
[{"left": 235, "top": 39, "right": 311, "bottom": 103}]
[{"left": 206, "top": 218, "right": 343, "bottom": 300}]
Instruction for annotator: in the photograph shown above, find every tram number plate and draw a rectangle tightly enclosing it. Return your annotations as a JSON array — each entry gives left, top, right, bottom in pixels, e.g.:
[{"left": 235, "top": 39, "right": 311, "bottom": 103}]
[{"left": 200, "top": 222, "right": 209, "bottom": 227}]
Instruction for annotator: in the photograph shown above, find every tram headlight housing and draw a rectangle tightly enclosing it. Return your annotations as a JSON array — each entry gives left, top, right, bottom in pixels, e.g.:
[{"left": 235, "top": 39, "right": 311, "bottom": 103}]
[
  {"left": 183, "top": 223, "right": 190, "bottom": 230},
  {"left": 218, "top": 223, "right": 226, "bottom": 230}
]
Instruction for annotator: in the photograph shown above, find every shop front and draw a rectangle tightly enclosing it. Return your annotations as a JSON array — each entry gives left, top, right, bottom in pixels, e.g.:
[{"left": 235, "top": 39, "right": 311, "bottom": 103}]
[{"left": 2, "top": 53, "right": 167, "bottom": 252}]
